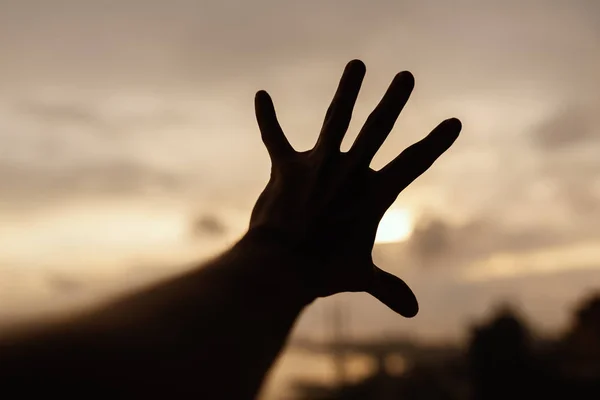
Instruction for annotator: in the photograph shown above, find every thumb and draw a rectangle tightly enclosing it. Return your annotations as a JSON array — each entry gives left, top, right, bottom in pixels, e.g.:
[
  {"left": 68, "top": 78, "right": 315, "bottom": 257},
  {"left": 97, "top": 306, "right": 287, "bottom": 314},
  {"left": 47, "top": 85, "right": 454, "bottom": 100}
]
[{"left": 368, "top": 265, "right": 419, "bottom": 318}]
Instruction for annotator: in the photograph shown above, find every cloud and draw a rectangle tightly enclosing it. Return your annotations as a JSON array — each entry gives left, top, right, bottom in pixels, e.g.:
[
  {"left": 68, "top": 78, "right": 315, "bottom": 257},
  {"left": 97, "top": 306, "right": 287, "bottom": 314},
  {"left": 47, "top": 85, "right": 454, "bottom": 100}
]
[
  {"left": 1, "top": 0, "right": 599, "bottom": 209},
  {"left": 408, "top": 218, "right": 451, "bottom": 262},
  {"left": 392, "top": 213, "right": 595, "bottom": 270},
  {"left": 0, "top": 159, "right": 184, "bottom": 198},
  {"left": 532, "top": 104, "right": 598, "bottom": 151},
  {"left": 527, "top": 102, "right": 600, "bottom": 220},
  {"left": 191, "top": 214, "right": 227, "bottom": 237},
  {"left": 2, "top": 0, "right": 600, "bottom": 349},
  {"left": 46, "top": 274, "right": 83, "bottom": 294},
  {"left": 11, "top": 94, "right": 197, "bottom": 136},
  {"left": 2, "top": 0, "right": 598, "bottom": 94},
  {"left": 15, "top": 100, "right": 109, "bottom": 131},
  {"left": 62, "top": 161, "right": 184, "bottom": 193}
]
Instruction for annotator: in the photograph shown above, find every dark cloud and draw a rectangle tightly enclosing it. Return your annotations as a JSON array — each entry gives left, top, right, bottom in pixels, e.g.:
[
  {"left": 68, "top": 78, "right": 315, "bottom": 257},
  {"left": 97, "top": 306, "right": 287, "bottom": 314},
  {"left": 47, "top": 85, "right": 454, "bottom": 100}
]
[
  {"left": 532, "top": 104, "right": 598, "bottom": 151},
  {"left": 408, "top": 218, "right": 451, "bottom": 262},
  {"left": 397, "top": 214, "right": 590, "bottom": 269},
  {"left": 46, "top": 274, "right": 83, "bottom": 294},
  {"left": 191, "top": 214, "right": 227, "bottom": 237}
]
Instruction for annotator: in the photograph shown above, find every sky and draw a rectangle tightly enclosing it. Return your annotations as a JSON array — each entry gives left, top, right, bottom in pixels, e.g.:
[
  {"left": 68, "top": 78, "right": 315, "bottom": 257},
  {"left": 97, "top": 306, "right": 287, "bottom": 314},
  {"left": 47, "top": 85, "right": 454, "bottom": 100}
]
[{"left": 0, "top": 0, "right": 599, "bottom": 396}]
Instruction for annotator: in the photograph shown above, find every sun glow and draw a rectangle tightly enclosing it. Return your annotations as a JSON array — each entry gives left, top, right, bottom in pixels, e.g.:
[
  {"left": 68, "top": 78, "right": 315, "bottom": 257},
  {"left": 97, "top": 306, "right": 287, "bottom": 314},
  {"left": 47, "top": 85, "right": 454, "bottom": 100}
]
[{"left": 375, "top": 208, "right": 413, "bottom": 244}]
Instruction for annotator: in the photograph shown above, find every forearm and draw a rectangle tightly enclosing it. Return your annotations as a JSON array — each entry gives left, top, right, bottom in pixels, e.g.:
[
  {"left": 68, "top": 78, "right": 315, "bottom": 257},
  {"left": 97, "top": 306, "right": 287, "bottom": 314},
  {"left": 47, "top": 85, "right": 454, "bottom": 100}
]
[
  {"left": 0, "top": 231, "right": 312, "bottom": 398},
  {"left": 169, "top": 231, "right": 311, "bottom": 397}
]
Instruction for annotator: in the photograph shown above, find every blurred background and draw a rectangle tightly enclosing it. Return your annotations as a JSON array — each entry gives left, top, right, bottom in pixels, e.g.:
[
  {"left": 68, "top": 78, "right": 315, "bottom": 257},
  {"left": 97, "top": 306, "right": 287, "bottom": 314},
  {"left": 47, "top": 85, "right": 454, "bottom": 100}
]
[{"left": 0, "top": 0, "right": 599, "bottom": 398}]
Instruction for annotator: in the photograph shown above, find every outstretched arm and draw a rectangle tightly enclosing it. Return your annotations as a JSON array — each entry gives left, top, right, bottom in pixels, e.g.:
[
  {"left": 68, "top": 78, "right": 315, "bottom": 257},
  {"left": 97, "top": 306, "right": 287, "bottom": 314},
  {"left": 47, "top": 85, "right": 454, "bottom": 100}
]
[{"left": 0, "top": 60, "right": 461, "bottom": 398}]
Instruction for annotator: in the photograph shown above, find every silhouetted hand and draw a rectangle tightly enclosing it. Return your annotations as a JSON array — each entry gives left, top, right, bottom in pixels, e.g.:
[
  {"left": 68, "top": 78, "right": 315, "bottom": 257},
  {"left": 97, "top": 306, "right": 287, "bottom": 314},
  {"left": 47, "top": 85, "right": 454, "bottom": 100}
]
[{"left": 250, "top": 60, "right": 461, "bottom": 317}]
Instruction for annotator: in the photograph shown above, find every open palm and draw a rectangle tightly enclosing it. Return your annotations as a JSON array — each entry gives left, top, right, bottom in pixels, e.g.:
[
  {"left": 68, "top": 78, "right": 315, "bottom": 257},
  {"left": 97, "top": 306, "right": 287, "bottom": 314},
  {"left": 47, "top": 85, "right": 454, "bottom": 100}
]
[{"left": 250, "top": 60, "right": 461, "bottom": 317}]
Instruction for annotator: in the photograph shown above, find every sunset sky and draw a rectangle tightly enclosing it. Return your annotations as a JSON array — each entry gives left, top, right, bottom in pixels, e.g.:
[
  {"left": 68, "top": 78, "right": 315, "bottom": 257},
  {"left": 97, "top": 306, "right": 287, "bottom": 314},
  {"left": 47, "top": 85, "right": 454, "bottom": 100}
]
[{"left": 1, "top": 0, "right": 599, "bottom": 396}]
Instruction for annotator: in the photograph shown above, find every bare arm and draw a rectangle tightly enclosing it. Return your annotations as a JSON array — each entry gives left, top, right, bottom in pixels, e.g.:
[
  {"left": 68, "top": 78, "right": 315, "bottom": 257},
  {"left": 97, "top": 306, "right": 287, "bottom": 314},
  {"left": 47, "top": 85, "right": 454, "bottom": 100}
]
[
  {"left": 0, "top": 231, "right": 312, "bottom": 398},
  {"left": 0, "top": 60, "right": 461, "bottom": 398}
]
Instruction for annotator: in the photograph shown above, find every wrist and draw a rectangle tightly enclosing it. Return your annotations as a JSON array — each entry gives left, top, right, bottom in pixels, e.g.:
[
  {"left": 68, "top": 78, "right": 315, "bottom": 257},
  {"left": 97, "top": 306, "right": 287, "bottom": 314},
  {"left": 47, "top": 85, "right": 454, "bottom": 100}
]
[{"left": 231, "top": 227, "right": 318, "bottom": 308}]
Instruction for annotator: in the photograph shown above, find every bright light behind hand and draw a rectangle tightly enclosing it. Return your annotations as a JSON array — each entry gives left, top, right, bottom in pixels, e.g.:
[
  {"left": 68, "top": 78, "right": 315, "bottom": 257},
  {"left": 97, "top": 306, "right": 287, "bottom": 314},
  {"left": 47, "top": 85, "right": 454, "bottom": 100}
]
[{"left": 375, "top": 208, "right": 413, "bottom": 244}]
